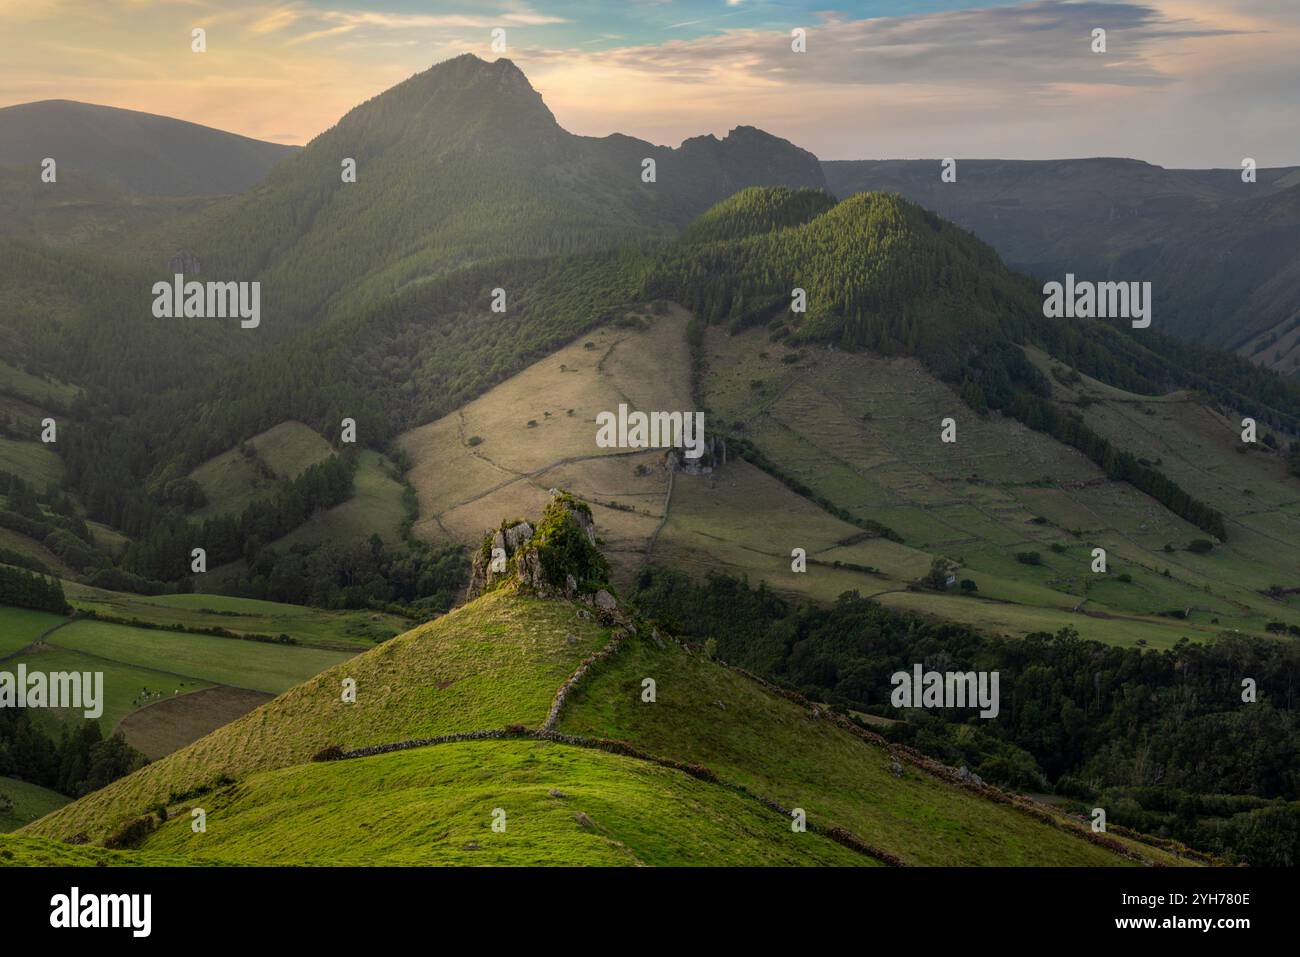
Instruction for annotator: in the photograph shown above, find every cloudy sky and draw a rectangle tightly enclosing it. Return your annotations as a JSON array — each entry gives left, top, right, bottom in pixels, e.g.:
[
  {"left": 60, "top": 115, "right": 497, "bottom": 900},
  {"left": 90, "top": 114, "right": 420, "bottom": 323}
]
[{"left": 1, "top": 0, "right": 1296, "bottom": 167}]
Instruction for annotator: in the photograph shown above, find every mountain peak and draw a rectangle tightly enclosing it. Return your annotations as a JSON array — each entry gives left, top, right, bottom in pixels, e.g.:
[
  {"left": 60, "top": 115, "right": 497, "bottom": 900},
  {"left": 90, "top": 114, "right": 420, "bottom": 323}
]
[{"left": 409, "top": 53, "right": 539, "bottom": 99}]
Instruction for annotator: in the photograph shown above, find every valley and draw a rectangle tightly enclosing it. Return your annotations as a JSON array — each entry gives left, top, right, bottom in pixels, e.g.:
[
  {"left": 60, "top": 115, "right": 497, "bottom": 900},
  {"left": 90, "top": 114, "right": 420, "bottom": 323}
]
[{"left": 0, "top": 52, "right": 1297, "bottom": 870}]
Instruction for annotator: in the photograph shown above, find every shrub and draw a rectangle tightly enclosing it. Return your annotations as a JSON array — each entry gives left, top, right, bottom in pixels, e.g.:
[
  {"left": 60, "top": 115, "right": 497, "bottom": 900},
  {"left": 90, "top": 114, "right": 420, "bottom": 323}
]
[
  {"left": 467, "top": 435, "right": 483, "bottom": 446},
  {"left": 104, "top": 814, "right": 159, "bottom": 849},
  {"left": 1015, "top": 551, "right": 1042, "bottom": 566}
]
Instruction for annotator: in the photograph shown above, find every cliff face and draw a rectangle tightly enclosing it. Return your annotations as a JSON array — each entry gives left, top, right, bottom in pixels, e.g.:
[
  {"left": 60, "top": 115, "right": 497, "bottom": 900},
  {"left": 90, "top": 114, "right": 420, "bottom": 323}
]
[{"left": 466, "top": 490, "right": 612, "bottom": 606}]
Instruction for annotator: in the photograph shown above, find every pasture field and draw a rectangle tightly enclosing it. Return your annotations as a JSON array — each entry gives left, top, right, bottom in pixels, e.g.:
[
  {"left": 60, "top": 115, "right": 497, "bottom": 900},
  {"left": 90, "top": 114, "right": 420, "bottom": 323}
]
[
  {"left": 678, "top": 324, "right": 1300, "bottom": 646},
  {"left": 0, "top": 435, "right": 63, "bottom": 488},
  {"left": 268, "top": 449, "right": 407, "bottom": 549},
  {"left": 46, "top": 619, "right": 352, "bottom": 695},
  {"left": 63, "top": 584, "right": 408, "bottom": 649},
  {"left": 189, "top": 421, "right": 333, "bottom": 519},
  {"left": 0, "top": 777, "right": 69, "bottom": 832},
  {"left": 248, "top": 420, "right": 334, "bottom": 479},
  {"left": 115, "top": 687, "right": 272, "bottom": 760},
  {"left": 0, "top": 606, "right": 68, "bottom": 656},
  {"left": 2, "top": 643, "right": 215, "bottom": 732}
]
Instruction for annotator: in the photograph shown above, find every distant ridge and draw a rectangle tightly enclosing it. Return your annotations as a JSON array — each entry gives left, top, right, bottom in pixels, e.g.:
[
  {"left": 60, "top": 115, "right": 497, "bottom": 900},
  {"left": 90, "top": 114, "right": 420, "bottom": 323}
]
[
  {"left": 823, "top": 157, "right": 1300, "bottom": 356},
  {"left": 0, "top": 100, "right": 299, "bottom": 196}
]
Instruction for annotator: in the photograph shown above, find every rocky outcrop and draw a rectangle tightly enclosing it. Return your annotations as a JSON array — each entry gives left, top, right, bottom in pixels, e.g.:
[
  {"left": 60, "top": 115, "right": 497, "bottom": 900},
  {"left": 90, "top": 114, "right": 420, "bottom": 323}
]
[
  {"left": 667, "top": 435, "right": 727, "bottom": 476},
  {"left": 465, "top": 490, "right": 609, "bottom": 603}
]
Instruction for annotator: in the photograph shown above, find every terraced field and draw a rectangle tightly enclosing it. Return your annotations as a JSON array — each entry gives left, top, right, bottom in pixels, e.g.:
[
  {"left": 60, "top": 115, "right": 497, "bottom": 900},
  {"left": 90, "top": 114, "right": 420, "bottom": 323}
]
[{"left": 667, "top": 324, "right": 1300, "bottom": 647}]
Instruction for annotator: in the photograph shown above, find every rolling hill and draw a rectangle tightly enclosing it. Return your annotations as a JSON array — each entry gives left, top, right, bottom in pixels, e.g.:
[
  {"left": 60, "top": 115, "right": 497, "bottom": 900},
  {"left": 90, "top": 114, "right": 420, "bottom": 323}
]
[{"left": 9, "top": 496, "right": 1195, "bottom": 866}]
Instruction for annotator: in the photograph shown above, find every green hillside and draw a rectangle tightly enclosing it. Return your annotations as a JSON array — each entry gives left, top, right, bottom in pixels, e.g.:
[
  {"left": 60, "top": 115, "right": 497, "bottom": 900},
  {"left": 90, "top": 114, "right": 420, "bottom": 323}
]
[
  {"left": 130, "top": 740, "right": 873, "bottom": 866},
  {"left": 679, "top": 324, "right": 1300, "bottom": 647},
  {"left": 554, "top": 621, "right": 1185, "bottom": 866}
]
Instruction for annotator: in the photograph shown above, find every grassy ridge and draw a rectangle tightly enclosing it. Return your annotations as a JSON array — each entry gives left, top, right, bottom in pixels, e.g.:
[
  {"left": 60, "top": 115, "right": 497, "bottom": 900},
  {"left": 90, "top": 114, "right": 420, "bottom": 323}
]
[{"left": 20, "top": 586, "right": 1180, "bottom": 865}]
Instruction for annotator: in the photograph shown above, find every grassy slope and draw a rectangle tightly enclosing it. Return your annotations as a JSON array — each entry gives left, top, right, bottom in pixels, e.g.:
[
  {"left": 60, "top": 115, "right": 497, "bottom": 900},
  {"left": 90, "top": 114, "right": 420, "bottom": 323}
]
[
  {"left": 0, "top": 835, "right": 214, "bottom": 866},
  {"left": 249, "top": 421, "right": 334, "bottom": 479},
  {"left": 0, "top": 359, "right": 78, "bottom": 409},
  {"left": 0, "top": 606, "right": 68, "bottom": 656},
  {"left": 0, "top": 435, "right": 62, "bottom": 487},
  {"left": 253, "top": 449, "right": 406, "bottom": 550},
  {"left": 557, "top": 629, "right": 1187, "bottom": 866},
  {"left": 1026, "top": 347, "right": 1300, "bottom": 617},
  {"left": 0, "top": 777, "right": 69, "bottom": 832},
  {"left": 196, "top": 449, "right": 408, "bottom": 590},
  {"left": 19, "top": 587, "right": 1181, "bottom": 865},
  {"left": 137, "top": 740, "right": 870, "bottom": 866},
  {"left": 0, "top": 527, "right": 78, "bottom": 579}
]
